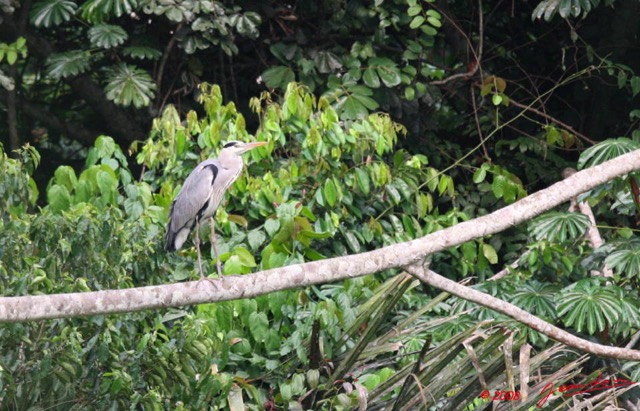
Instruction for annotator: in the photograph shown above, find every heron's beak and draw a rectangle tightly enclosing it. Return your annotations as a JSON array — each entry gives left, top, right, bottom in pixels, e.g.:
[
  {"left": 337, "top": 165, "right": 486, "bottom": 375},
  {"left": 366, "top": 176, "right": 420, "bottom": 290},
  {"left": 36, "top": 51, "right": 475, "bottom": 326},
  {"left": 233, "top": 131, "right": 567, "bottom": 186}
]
[{"left": 241, "top": 141, "right": 268, "bottom": 152}]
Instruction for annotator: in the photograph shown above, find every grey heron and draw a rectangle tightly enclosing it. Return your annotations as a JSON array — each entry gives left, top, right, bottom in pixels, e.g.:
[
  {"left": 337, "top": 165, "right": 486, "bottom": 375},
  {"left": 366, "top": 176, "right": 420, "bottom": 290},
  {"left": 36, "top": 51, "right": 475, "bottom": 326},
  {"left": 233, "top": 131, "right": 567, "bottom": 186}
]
[{"left": 165, "top": 140, "right": 267, "bottom": 279}]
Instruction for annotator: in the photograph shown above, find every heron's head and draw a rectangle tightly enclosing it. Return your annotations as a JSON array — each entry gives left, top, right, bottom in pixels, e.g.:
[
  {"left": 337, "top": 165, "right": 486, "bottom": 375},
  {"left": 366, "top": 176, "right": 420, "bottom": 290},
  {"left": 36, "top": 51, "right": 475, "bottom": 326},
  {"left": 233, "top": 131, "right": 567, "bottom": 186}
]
[{"left": 221, "top": 141, "right": 268, "bottom": 156}]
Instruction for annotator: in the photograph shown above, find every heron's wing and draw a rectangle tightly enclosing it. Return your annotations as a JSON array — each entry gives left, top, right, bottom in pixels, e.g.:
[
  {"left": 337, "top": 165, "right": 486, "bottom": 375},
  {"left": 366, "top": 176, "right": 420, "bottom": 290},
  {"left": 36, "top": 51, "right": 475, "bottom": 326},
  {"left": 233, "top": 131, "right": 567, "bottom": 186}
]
[{"left": 165, "top": 160, "right": 219, "bottom": 251}]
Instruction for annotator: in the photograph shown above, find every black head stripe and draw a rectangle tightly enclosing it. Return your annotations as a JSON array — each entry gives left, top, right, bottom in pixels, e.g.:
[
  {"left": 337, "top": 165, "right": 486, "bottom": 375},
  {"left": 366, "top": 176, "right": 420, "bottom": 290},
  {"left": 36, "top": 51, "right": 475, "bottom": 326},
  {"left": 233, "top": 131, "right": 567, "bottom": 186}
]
[{"left": 223, "top": 141, "right": 239, "bottom": 148}]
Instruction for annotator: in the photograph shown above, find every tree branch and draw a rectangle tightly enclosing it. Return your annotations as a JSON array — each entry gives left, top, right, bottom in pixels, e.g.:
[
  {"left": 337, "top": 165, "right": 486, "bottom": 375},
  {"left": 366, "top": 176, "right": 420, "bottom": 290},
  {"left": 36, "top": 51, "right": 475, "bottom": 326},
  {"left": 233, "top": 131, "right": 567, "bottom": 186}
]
[
  {"left": 1, "top": 151, "right": 640, "bottom": 359},
  {"left": 405, "top": 264, "right": 640, "bottom": 360}
]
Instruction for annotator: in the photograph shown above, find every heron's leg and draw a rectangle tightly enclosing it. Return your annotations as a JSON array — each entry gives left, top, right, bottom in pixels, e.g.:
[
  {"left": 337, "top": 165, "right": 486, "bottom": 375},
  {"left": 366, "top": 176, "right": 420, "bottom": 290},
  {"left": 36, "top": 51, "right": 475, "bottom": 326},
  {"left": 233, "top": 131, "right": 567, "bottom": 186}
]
[
  {"left": 194, "top": 219, "right": 205, "bottom": 279},
  {"left": 210, "top": 216, "right": 223, "bottom": 278}
]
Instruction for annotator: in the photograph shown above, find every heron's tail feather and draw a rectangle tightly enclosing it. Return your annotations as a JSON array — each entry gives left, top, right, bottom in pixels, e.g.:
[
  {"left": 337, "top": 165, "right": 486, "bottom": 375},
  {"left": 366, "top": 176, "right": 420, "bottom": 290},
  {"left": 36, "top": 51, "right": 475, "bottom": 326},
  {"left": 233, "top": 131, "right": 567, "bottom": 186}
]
[
  {"left": 165, "top": 221, "right": 193, "bottom": 252},
  {"left": 165, "top": 226, "right": 178, "bottom": 252}
]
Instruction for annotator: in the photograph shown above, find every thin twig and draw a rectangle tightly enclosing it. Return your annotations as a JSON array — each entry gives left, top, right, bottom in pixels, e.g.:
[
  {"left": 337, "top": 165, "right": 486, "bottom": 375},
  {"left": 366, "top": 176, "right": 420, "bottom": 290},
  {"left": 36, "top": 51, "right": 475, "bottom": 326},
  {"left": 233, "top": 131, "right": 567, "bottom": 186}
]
[
  {"left": 155, "top": 22, "right": 184, "bottom": 108},
  {"left": 508, "top": 97, "right": 596, "bottom": 144}
]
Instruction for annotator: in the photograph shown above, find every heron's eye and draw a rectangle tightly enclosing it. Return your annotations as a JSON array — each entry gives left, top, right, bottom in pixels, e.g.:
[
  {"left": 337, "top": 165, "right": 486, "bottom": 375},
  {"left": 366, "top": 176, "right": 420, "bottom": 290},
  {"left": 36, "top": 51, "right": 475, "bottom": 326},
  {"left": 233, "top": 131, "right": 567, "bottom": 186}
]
[{"left": 223, "top": 141, "right": 239, "bottom": 148}]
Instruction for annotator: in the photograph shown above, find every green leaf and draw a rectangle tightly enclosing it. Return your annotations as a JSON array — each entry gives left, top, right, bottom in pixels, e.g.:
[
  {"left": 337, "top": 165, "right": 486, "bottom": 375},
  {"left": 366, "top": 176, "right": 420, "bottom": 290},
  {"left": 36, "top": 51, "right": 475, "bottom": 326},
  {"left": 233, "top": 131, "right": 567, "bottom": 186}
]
[
  {"left": 369, "top": 57, "right": 401, "bottom": 87},
  {"left": 47, "top": 184, "right": 71, "bottom": 213},
  {"left": 105, "top": 64, "right": 156, "bottom": 108},
  {"left": 248, "top": 311, "right": 269, "bottom": 342},
  {"left": 404, "top": 86, "right": 415, "bottom": 100},
  {"left": 233, "top": 12, "right": 261, "bottom": 38},
  {"left": 511, "top": 281, "right": 559, "bottom": 319},
  {"left": 530, "top": 212, "right": 590, "bottom": 242},
  {"left": 324, "top": 179, "right": 337, "bottom": 207},
  {"left": 314, "top": 51, "right": 342, "bottom": 74},
  {"left": 362, "top": 68, "right": 380, "bottom": 88},
  {"left": 261, "top": 66, "right": 295, "bottom": 89},
  {"left": 46, "top": 51, "right": 92, "bottom": 79},
  {"left": 631, "top": 76, "right": 640, "bottom": 97},
  {"left": 248, "top": 230, "right": 267, "bottom": 250},
  {"left": 122, "top": 46, "right": 162, "bottom": 60},
  {"left": 605, "top": 241, "right": 640, "bottom": 279},
  {"left": 342, "top": 230, "right": 361, "bottom": 253},
  {"left": 264, "top": 219, "right": 280, "bottom": 237},
  {"left": 491, "top": 174, "right": 507, "bottom": 199},
  {"left": 79, "top": 0, "right": 137, "bottom": 22},
  {"left": 577, "top": 138, "right": 640, "bottom": 170},
  {"left": 235, "top": 247, "right": 257, "bottom": 267},
  {"left": 88, "top": 24, "right": 128, "bottom": 49},
  {"left": 6, "top": 50, "right": 17, "bottom": 65},
  {"left": 385, "top": 185, "right": 401, "bottom": 204},
  {"left": 617, "top": 70, "right": 628, "bottom": 89},
  {"left": 97, "top": 170, "right": 117, "bottom": 204},
  {"left": 410, "top": 15, "right": 425, "bottom": 29},
  {"left": 355, "top": 168, "right": 370, "bottom": 195},
  {"left": 407, "top": 5, "right": 422, "bottom": 16},
  {"left": 299, "top": 230, "right": 332, "bottom": 239},
  {"left": 426, "top": 16, "right": 441, "bottom": 28},
  {"left": 557, "top": 283, "right": 622, "bottom": 334},
  {"left": 30, "top": 0, "right": 77, "bottom": 27},
  {"left": 54, "top": 166, "right": 78, "bottom": 191},
  {"left": 482, "top": 243, "right": 498, "bottom": 264},
  {"left": 472, "top": 167, "right": 486, "bottom": 183}
]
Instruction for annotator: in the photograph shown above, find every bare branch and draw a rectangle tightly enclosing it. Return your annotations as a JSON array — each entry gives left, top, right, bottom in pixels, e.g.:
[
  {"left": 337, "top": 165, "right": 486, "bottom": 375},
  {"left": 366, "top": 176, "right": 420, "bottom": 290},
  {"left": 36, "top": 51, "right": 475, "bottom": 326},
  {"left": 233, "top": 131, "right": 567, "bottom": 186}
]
[{"left": 0, "top": 150, "right": 640, "bottom": 360}]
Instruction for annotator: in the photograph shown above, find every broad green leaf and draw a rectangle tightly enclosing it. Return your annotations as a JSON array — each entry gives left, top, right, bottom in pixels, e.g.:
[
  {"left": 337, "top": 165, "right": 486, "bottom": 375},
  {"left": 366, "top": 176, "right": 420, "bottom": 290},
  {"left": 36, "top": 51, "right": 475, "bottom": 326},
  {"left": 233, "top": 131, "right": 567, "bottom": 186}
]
[
  {"left": 410, "top": 15, "right": 425, "bottom": 29},
  {"left": 248, "top": 311, "right": 269, "bottom": 341},
  {"left": 97, "top": 170, "right": 117, "bottom": 204},
  {"left": 482, "top": 243, "right": 498, "bottom": 264},
  {"left": 491, "top": 174, "right": 507, "bottom": 199},
  {"left": 342, "top": 230, "right": 361, "bottom": 253},
  {"left": 385, "top": 185, "right": 401, "bottom": 204},
  {"left": 299, "top": 230, "right": 332, "bottom": 239},
  {"left": 264, "top": 219, "right": 280, "bottom": 237},
  {"left": 355, "top": 168, "right": 370, "bottom": 195},
  {"left": 88, "top": 24, "right": 128, "bottom": 49},
  {"left": 557, "top": 284, "right": 622, "bottom": 334},
  {"left": 426, "top": 16, "right": 441, "bottom": 28},
  {"left": 54, "top": 166, "right": 78, "bottom": 191},
  {"left": 407, "top": 5, "right": 422, "bottom": 16},
  {"left": 262, "top": 66, "right": 295, "bottom": 89},
  {"left": 30, "top": 0, "right": 77, "bottom": 27},
  {"left": 617, "top": 70, "right": 628, "bottom": 89},
  {"left": 314, "top": 51, "right": 342, "bottom": 74},
  {"left": 122, "top": 46, "right": 162, "bottom": 60},
  {"left": 369, "top": 57, "right": 401, "bottom": 87},
  {"left": 472, "top": 167, "right": 486, "bottom": 183},
  {"left": 105, "top": 64, "right": 156, "bottom": 108},
  {"left": 47, "top": 184, "right": 71, "bottom": 213},
  {"left": 578, "top": 138, "right": 640, "bottom": 169},
  {"left": 362, "top": 68, "right": 380, "bottom": 88},
  {"left": 248, "top": 230, "right": 267, "bottom": 250},
  {"left": 511, "top": 281, "right": 559, "bottom": 319},
  {"left": 46, "top": 51, "right": 92, "bottom": 79},
  {"left": 324, "top": 179, "right": 337, "bottom": 207},
  {"left": 530, "top": 212, "right": 589, "bottom": 242},
  {"left": 79, "top": 0, "right": 137, "bottom": 22},
  {"left": 235, "top": 247, "right": 257, "bottom": 267},
  {"left": 631, "top": 76, "right": 640, "bottom": 97},
  {"left": 232, "top": 12, "right": 261, "bottom": 38},
  {"left": 605, "top": 241, "right": 640, "bottom": 279}
]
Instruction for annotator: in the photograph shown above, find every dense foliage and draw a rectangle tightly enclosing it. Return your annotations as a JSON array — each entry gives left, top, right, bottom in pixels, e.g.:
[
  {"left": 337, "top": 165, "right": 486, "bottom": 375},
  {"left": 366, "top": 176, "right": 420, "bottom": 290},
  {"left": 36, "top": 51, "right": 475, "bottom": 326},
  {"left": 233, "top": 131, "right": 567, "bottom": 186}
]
[{"left": 2, "top": 0, "right": 640, "bottom": 409}]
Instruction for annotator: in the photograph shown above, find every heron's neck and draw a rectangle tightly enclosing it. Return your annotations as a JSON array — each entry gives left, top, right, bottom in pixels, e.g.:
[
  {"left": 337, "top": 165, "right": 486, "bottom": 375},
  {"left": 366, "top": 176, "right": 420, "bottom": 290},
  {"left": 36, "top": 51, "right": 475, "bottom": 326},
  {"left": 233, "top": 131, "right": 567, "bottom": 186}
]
[{"left": 218, "top": 150, "right": 243, "bottom": 170}]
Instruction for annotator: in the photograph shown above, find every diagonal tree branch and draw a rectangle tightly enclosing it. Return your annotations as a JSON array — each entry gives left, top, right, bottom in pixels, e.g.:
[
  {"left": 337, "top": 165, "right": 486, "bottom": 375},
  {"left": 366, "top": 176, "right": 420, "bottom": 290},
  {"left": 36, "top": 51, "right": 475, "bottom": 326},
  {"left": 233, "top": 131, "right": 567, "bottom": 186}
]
[
  {"left": 1, "top": 151, "right": 640, "bottom": 358},
  {"left": 405, "top": 264, "right": 639, "bottom": 361}
]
